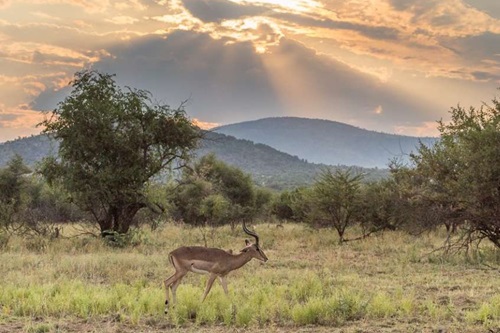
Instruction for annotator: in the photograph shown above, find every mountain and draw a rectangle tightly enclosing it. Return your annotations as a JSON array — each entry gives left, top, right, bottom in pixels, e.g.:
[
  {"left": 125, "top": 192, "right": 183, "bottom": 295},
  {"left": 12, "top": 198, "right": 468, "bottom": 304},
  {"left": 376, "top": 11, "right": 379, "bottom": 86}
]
[
  {"left": 0, "top": 135, "right": 59, "bottom": 167},
  {"left": 215, "top": 117, "right": 437, "bottom": 168},
  {"left": 198, "top": 132, "right": 387, "bottom": 189},
  {"left": 0, "top": 132, "right": 387, "bottom": 190}
]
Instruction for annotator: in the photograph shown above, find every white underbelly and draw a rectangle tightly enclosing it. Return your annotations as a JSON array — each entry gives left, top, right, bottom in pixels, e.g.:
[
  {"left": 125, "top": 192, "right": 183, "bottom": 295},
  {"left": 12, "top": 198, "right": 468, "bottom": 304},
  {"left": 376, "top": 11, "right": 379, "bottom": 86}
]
[{"left": 189, "top": 261, "right": 211, "bottom": 274}]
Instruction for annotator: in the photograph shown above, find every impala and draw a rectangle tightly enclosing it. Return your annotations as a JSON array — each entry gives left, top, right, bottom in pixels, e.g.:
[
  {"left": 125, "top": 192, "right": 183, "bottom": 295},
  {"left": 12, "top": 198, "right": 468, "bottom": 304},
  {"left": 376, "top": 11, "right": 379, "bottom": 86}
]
[{"left": 164, "top": 222, "right": 268, "bottom": 313}]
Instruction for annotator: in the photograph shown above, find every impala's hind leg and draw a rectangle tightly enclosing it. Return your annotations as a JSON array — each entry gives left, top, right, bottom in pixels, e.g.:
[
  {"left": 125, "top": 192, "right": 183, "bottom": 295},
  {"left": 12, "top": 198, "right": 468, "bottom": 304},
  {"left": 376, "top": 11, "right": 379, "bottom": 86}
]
[
  {"left": 164, "top": 256, "right": 187, "bottom": 314},
  {"left": 171, "top": 276, "right": 184, "bottom": 305}
]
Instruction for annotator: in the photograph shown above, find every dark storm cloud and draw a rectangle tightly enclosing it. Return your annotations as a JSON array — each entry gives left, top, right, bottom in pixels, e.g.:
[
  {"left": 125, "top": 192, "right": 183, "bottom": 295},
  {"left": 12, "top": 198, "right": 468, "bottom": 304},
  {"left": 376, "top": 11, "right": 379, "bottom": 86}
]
[
  {"left": 451, "top": 32, "right": 500, "bottom": 59},
  {"left": 0, "top": 114, "right": 17, "bottom": 123},
  {"left": 271, "top": 12, "right": 400, "bottom": 40},
  {"left": 32, "top": 50, "right": 82, "bottom": 66},
  {"left": 388, "top": 0, "right": 414, "bottom": 11},
  {"left": 30, "top": 86, "right": 70, "bottom": 110},
  {"left": 387, "top": 0, "right": 450, "bottom": 25},
  {"left": 431, "top": 13, "right": 458, "bottom": 26},
  {"left": 89, "top": 30, "right": 282, "bottom": 122},
  {"left": 441, "top": 32, "right": 500, "bottom": 81},
  {"left": 31, "top": 30, "right": 434, "bottom": 129},
  {"left": 471, "top": 71, "right": 500, "bottom": 81},
  {"left": 181, "top": 0, "right": 399, "bottom": 40},
  {"left": 387, "top": 0, "right": 436, "bottom": 13},
  {"left": 462, "top": 0, "right": 500, "bottom": 19},
  {"left": 181, "top": 0, "right": 267, "bottom": 22},
  {"left": 389, "top": 0, "right": 500, "bottom": 22}
]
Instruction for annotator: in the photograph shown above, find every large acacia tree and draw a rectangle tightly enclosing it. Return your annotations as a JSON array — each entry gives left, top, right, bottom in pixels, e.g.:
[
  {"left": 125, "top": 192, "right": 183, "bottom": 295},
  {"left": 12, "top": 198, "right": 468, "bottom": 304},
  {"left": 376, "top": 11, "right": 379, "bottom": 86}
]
[
  {"left": 40, "top": 70, "right": 200, "bottom": 235},
  {"left": 411, "top": 94, "right": 500, "bottom": 249}
]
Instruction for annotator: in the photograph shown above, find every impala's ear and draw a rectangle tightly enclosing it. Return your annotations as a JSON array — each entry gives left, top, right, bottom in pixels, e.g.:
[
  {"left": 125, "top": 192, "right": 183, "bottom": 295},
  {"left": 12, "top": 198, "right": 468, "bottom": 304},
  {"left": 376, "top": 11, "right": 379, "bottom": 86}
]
[{"left": 245, "top": 239, "right": 251, "bottom": 246}]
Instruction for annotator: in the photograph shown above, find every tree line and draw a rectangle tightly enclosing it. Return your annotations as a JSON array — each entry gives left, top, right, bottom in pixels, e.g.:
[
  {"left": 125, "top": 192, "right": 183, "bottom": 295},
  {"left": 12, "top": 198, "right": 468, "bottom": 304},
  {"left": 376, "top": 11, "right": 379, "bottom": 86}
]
[{"left": 1, "top": 69, "right": 499, "bottom": 252}]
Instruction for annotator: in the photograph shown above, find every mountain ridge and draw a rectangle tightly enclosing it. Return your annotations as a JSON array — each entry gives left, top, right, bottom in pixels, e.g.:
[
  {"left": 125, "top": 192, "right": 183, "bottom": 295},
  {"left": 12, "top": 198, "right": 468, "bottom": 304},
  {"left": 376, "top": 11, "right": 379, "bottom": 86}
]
[
  {"left": 215, "top": 117, "right": 437, "bottom": 168},
  {"left": 0, "top": 131, "right": 388, "bottom": 190}
]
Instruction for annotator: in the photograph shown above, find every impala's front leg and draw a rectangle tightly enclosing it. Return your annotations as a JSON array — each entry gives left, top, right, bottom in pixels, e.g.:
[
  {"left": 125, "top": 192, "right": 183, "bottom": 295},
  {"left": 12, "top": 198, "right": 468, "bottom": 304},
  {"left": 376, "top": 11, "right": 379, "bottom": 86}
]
[{"left": 201, "top": 273, "right": 218, "bottom": 302}]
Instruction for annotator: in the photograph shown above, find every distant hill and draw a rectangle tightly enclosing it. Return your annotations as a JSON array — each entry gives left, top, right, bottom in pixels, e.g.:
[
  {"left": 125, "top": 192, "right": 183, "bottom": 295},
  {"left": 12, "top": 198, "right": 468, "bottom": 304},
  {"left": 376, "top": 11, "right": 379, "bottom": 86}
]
[
  {"left": 216, "top": 117, "right": 437, "bottom": 168},
  {"left": 198, "top": 132, "right": 387, "bottom": 189},
  {"left": 0, "top": 132, "right": 388, "bottom": 190},
  {"left": 0, "top": 135, "right": 59, "bottom": 167}
]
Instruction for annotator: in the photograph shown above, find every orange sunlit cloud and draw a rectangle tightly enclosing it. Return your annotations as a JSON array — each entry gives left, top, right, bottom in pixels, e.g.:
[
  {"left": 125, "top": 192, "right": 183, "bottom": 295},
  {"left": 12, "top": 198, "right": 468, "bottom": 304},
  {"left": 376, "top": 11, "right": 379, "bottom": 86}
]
[
  {"left": 0, "top": 105, "right": 45, "bottom": 142},
  {"left": 193, "top": 118, "right": 220, "bottom": 130},
  {"left": 394, "top": 121, "right": 440, "bottom": 138}
]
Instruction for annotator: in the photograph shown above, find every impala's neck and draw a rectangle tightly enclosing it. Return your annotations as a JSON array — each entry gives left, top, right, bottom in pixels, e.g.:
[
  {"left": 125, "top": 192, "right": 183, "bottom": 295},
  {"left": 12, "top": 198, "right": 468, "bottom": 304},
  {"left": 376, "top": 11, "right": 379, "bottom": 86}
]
[{"left": 226, "top": 251, "right": 252, "bottom": 272}]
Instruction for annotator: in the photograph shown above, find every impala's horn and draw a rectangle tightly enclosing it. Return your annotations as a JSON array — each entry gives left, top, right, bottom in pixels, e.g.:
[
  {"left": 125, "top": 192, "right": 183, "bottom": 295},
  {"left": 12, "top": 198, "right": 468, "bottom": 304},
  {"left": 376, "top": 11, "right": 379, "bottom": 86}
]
[{"left": 243, "top": 221, "right": 260, "bottom": 246}]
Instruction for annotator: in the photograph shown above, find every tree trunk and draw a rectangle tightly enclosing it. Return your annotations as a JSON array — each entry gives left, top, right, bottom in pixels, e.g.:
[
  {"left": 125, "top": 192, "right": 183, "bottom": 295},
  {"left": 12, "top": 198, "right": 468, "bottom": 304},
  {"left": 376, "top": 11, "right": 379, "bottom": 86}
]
[{"left": 99, "top": 203, "right": 145, "bottom": 236}]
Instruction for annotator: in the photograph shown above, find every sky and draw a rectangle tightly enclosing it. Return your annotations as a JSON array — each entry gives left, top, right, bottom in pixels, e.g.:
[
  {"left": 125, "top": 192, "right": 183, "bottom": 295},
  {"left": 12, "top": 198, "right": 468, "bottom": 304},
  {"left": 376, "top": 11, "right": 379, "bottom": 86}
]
[{"left": 0, "top": 0, "right": 499, "bottom": 142}]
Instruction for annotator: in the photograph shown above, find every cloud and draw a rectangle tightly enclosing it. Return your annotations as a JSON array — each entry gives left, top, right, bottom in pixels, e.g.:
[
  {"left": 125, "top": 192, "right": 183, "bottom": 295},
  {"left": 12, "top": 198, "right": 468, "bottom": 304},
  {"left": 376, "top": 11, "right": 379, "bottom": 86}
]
[
  {"left": 193, "top": 118, "right": 220, "bottom": 129},
  {"left": 462, "top": 0, "right": 500, "bottom": 19},
  {"left": 440, "top": 32, "right": 500, "bottom": 82},
  {"left": 31, "top": 30, "right": 440, "bottom": 135},
  {"left": 0, "top": 104, "right": 45, "bottom": 142},
  {"left": 181, "top": 0, "right": 267, "bottom": 23},
  {"left": 34, "top": 30, "right": 283, "bottom": 123},
  {"left": 32, "top": 0, "right": 110, "bottom": 13},
  {"left": 0, "top": 0, "right": 11, "bottom": 9},
  {"left": 4, "top": 1, "right": 498, "bottom": 142},
  {"left": 106, "top": 16, "right": 139, "bottom": 25},
  {"left": 271, "top": 12, "right": 400, "bottom": 40},
  {"left": 394, "top": 121, "right": 440, "bottom": 137}
]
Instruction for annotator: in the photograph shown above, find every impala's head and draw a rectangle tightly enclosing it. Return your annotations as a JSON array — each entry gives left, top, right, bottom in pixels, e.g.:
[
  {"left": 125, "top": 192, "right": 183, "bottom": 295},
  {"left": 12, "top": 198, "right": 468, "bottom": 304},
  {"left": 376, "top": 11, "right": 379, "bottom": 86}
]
[{"left": 241, "top": 222, "right": 268, "bottom": 262}]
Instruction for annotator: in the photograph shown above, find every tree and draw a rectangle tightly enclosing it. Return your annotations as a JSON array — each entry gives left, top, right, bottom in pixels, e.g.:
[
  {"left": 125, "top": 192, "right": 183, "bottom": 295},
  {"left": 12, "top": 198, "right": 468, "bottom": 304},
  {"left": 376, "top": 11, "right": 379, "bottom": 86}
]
[
  {"left": 272, "top": 187, "right": 311, "bottom": 221},
  {"left": 308, "top": 168, "right": 362, "bottom": 243},
  {"left": 172, "top": 154, "right": 256, "bottom": 228},
  {"left": 358, "top": 179, "right": 398, "bottom": 233},
  {"left": 0, "top": 155, "right": 31, "bottom": 231},
  {"left": 411, "top": 94, "right": 500, "bottom": 249},
  {"left": 39, "top": 70, "right": 200, "bottom": 235}
]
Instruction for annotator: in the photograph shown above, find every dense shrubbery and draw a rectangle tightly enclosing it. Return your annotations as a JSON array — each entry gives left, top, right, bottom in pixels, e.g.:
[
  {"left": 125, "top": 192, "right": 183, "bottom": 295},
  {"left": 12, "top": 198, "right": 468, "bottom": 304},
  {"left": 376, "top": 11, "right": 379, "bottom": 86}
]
[
  {"left": 170, "top": 154, "right": 272, "bottom": 229},
  {"left": 0, "top": 155, "right": 83, "bottom": 238}
]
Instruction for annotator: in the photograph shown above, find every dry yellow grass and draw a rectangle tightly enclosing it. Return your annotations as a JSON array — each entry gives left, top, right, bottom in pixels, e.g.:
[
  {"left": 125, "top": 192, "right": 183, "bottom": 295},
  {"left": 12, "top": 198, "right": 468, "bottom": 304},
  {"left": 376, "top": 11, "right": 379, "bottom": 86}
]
[{"left": 0, "top": 222, "right": 499, "bottom": 332}]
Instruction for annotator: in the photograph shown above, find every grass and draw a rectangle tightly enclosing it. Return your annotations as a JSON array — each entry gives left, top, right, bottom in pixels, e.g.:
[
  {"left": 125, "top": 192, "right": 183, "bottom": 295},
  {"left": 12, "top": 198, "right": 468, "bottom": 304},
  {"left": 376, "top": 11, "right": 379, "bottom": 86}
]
[{"left": 0, "top": 222, "right": 499, "bottom": 332}]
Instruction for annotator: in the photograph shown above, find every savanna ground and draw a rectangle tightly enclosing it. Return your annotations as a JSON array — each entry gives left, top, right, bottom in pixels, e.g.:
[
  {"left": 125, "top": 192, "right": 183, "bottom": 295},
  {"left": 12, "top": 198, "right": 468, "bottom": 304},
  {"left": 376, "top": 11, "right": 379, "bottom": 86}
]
[{"left": 1, "top": 223, "right": 499, "bottom": 333}]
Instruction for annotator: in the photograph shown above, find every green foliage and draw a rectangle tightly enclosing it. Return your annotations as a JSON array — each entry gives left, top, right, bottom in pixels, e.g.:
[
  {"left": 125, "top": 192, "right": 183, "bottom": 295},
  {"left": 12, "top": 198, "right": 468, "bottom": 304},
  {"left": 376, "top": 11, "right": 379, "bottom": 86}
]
[
  {"left": 172, "top": 154, "right": 265, "bottom": 227},
  {"left": 308, "top": 168, "right": 363, "bottom": 242},
  {"left": 0, "top": 154, "right": 30, "bottom": 209},
  {"left": 409, "top": 93, "right": 500, "bottom": 248},
  {"left": 271, "top": 187, "right": 312, "bottom": 221},
  {"left": 466, "top": 295, "right": 500, "bottom": 326},
  {"left": 39, "top": 70, "right": 200, "bottom": 235},
  {"left": 0, "top": 155, "right": 31, "bottom": 231}
]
